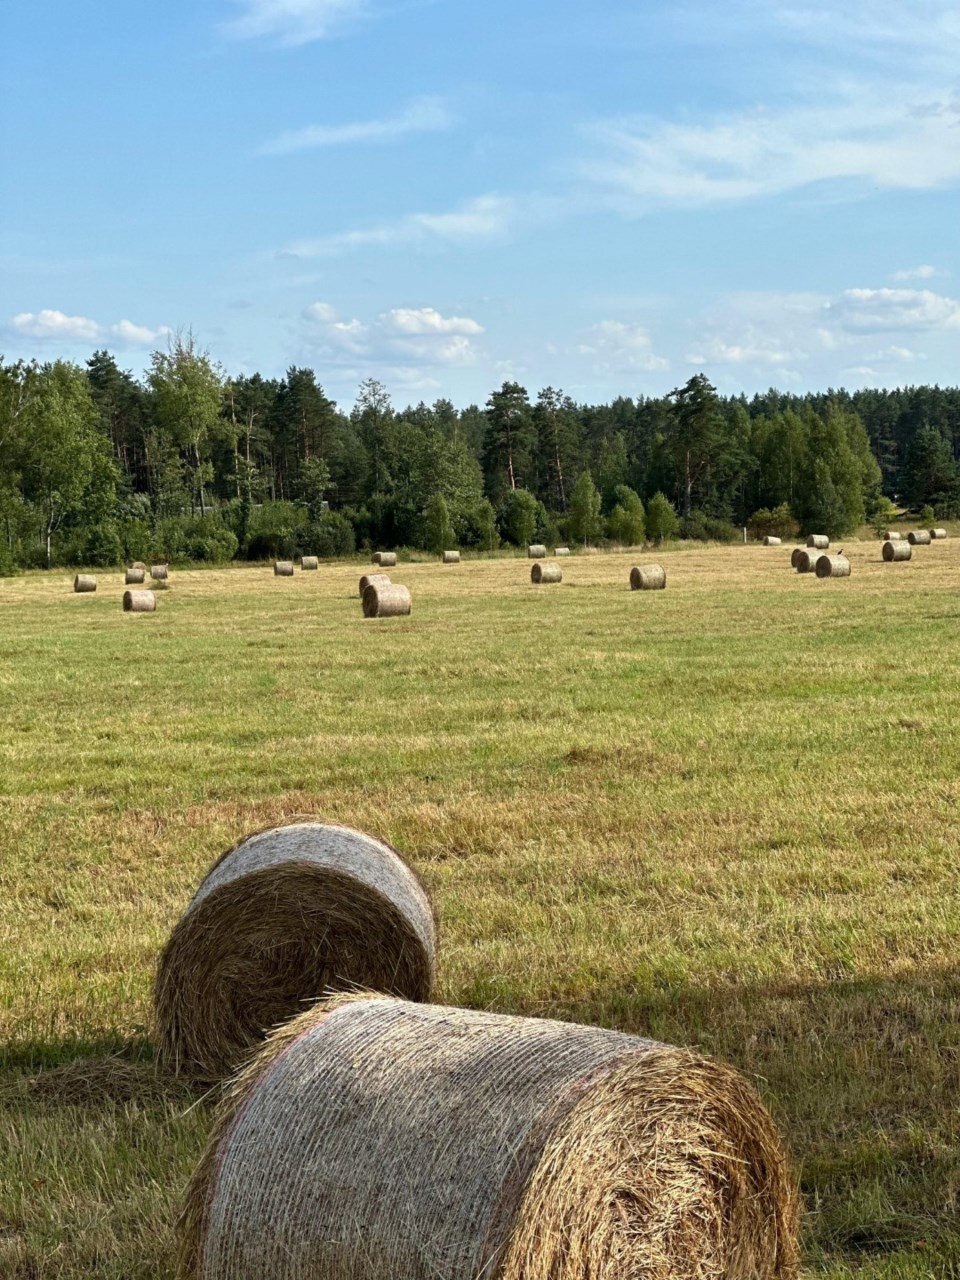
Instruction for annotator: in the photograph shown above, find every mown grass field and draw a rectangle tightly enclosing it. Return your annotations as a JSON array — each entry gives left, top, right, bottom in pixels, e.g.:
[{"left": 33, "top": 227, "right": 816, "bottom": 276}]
[{"left": 1, "top": 540, "right": 959, "bottom": 1279}]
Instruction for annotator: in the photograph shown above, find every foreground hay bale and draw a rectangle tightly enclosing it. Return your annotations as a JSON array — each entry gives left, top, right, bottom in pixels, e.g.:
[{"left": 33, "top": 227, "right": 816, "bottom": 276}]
[
  {"left": 630, "top": 563, "right": 667, "bottom": 590},
  {"left": 882, "top": 540, "right": 912, "bottom": 562},
  {"left": 806, "top": 534, "right": 829, "bottom": 549},
  {"left": 358, "top": 572, "right": 391, "bottom": 597},
  {"left": 441, "top": 550, "right": 460, "bottom": 563},
  {"left": 815, "top": 553, "right": 851, "bottom": 579},
  {"left": 273, "top": 560, "right": 294, "bottom": 576},
  {"left": 300, "top": 556, "right": 319, "bottom": 570},
  {"left": 373, "top": 551, "right": 398, "bottom": 567},
  {"left": 150, "top": 564, "right": 169, "bottom": 581},
  {"left": 907, "top": 530, "right": 932, "bottom": 545},
  {"left": 154, "top": 823, "right": 436, "bottom": 1083},
  {"left": 531, "top": 561, "right": 562, "bottom": 584},
  {"left": 180, "top": 996, "right": 798, "bottom": 1280},
  {"left": 73, "top": 574, "right": 97, "bottom": 593},
  {"left": 795, "top": 549, "right": 819, "bottom": 573},
  {"left": 930, "top": 527, "right": 947, "bottom": 539},
  {"left": 362, "top": 582, "right": 412, "bottom": 617},
  {"left": 554, "top": 546, "right": 570, "bottom": 556},
  {"left": 125, "top": 567, "right": 145, "bottom": 585},
  {"left": 123, "top": 589, "right": 156, "bottom": 612},
  {"left": 527, "top": 543, "right": 547, "bottom": 558},
  {"left": 763, "top": 536, "right": 782, "bottom": 546}
]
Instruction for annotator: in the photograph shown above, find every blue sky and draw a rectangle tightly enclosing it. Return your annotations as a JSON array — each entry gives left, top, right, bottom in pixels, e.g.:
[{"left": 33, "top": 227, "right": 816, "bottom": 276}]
[{"left": 2, "top": 0, "right": 959, "bottom": 409}]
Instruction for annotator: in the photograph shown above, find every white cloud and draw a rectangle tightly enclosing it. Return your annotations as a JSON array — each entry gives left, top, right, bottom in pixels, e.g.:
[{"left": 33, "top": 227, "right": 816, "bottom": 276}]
[
  {"left": 11, "top": 309, "right": 101, "bottom": 341},
  {"left": 382, "top": 307, "right": 483, "bottom": 336},
  {"left": 222, "top": 0, "right": 366, "bottom": 46},
  {"left": 111, "top": 319, "right": 172, "bottom": 344},
  {"left": 685, "top": 334, "right": 805, "bottom": 366},
  {"left": 576, "top": 320, "right": 669, "bottom": 371},
  {"left": 280, "top": 195, "right": 515, "bottom": 258},
  {"left": 890, "top": 264, "right": 940, "bottom": 281},
  {"left": 260, "top": 97, "right": 452, "bottom": 156},
  {"left": 301, "top": 300, "right": 484, "bottom": 367},
  {"left": 827, "top": 287, "right": 960, "bottom": 332}
]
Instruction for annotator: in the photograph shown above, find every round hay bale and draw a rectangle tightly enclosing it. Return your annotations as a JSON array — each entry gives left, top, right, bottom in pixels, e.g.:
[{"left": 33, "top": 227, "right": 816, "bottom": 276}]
[
  {"left": 179, "top": 995, "right": 798, "bottom": 1280},
  {"left": 154, "top": 823, "right": 436, "bottom": 1083},
  {"left": 806, "top": 534, "right": 829, "bottom": 549},
  {"left": 358, "top": 572, "right": 391, "bottom": 598},
  {"left": 531, "top": 562, "right": 562, "bottom": 584},
  {"left": 883, "top": 532, "right": 903, "bottom": 541},
  {"left": 123, "top": 589, "right": 156, "bottom": 612},
  {"left": 362, "top": 582, "right": 412, "bottom": 617},
  {"left": 373, "top": 551, "right": 398, "bottom": 567},
  {"left": 300, "top": 556, "right": 319, "bottom": 570},
  {"left": 442, "top": 550, "right": 460, "bottom": 564},
  {"left": 815, "top": 553, "right": 850, "bottom": 579},
  {"left": 795, "top": 549, "right": 820, "bottom": 573},
  {"left": 930, "top": 527, "right": 947, "bottom": 540},
  {"left": 763, "top": 536, "right": 782, "bottom": 546},
  {"left": 630, "top": 563, "right": 667, "bottom": 590},
  {"left": 125, "top": 567, "right": 146, "bottom": 585},
  {"left": 150, "top": 564, "right": 169, "bottom": 581},
  {"left": 73, "top": 574, "right": 97, "bottom": 593},
  {"left": 907, "top": 530, "right": 932, "bottom": 545},
  {"left": 554, "top": 546, "right": 570, "bottom": 556},
  {"left": 790, "top": 547, "right": 806, "bottom": 569},
  {"left": 131, "top": 560, "right": 147, "bottom": 570},
  {"left": 273, "top": 560, "right": 294, "bottom": 576},
  {"left": 882, "top": 540, "right": 912, "bottom": 562},
  {"left": 527, "top": 544, "right": 547, "bottom": 559}
]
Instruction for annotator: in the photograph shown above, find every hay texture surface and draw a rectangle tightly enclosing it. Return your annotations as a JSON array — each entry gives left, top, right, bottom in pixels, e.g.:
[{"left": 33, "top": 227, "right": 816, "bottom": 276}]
[
  {"left": 362, "top": 582, "right": 411, "bottom": 617},
  {"left": 907, "top": 530, "right": 932, "bottom": 545},
  {"left": 630, "top": 564, "right": 667, "bottom": 590},
  {"left": 763, "top": 536, "right": 782, "bottom": 546},
  {"left": 73, "top": 574, "right": 96, "bottom": 593},
  {"left": 789, "top": 547, "right": 806, "bottom": 569},
  {"left": 300, "top": 556, "right": 319, "bottom": 570},
  {"left": 123, "top": 589, "right": 156, "bottom": 612},
  {"left": 373, "top": 551, "right": 397, "bottom": 567},
  {"left": 442, "top": 550, "right": 460, "bottom": 563},
  {"left": 125, "top": 567, "right": 146, "bottom": 584},
  {"left": 358, "top": 572, "right": 391, "bottom": 597},
  {"left": 795, "top": 549, "right": 819, "bottom": 574},
  {"left": 531, "top": 562, "right": 562, "bottom": 584},
  {"left": 815, "top": 554, "right": 850, "bottom": 579},
  {"left": 884, "top": 532, "right": 903, "bottom": 541},
  {"left": 555, "top": 546, "right": 570, "bottom": 556},
  {"left": 154, "top": 823, "right": 436, "bottom": 1083},
  {"left": 151, "top": 563, "right": 169, "bottom": 580},
  {"left": 805, "top": 535, "right": 829, "bottom": 549},
  {"left": 882, "top": 540, "right": 911, "bottom": 562},
  {"left": 180, "top": 995, "right": 798, "bottom": 1280},
  {"left": 274, "top": 560, "right": 294, "bottom": 576},
  {"left": 930, "top": 527, "right": 947, "bottom": 539},
  {"left": 527, "top": 544, "right": 547, "bottom": 558}
]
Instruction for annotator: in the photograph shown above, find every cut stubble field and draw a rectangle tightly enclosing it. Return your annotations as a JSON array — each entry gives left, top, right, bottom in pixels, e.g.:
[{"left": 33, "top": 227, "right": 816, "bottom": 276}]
[{"left": 0, "top": 543, "right": 958, "bottom": 1279}]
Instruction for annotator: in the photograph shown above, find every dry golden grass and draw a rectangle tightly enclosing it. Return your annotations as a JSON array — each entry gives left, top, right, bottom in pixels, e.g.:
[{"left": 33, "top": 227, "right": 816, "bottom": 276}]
[{"left": 1, "top": 539, "right": 959, "bottom": 1277}]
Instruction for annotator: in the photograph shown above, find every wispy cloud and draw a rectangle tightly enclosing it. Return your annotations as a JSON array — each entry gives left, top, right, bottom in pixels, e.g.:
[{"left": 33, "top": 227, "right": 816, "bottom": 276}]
[
  {"left": 280, "top": 195, "right": 514, "bottom": 258},
  {"left": 259, "top": 97, "right": 453, "bottom": 156},
  {"left": 826, "top": 287, "right": 960, "bottom": 332},
  {"left": 222, "top": 0, "right": 367, "bottom": 46},
  {"left": 301, "top": 300, "right": 485, "bottom": 367},
  {"left": 576, "top": 320, "right": 669, "bottom": 373},
  {"left": 890, "top": 264, "right": 941, "bottom": 281},
  {"left": 10, "top": 309, "right": 171, "bottom": 346}
]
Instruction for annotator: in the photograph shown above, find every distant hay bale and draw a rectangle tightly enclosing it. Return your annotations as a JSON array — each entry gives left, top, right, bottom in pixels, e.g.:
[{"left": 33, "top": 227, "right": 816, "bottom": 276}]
[
  {"left": 123, "top": 589, "right": 156, "bottom": 613},
  {"left": 527, "top": 544, "right": 547, "bottom": 558},
  {"left": 358, "top": 572, "right": 391, "bottom": 597},
  {"left": 273, "top": 561, "right": 294, "bottom": 576},
  {"left": 806, "top": 534, "right": 829, "bottom": 549},
  {"left": 362, "top": 582, "right": 412, "bottom": 617},
  {"left": 179, "top": 995, "right": 798, "bottom": 1280},
  {"left": 442, "top": 550, "right": 460, "bottom": 563},
  {"left": 815, "top": 553, "right": 851, "bottom": 579},
  {"left": 373, "top": 551, "right": 398, "bottom": 567},
  {"left": 795, "top": 549, "right": 819, "bottom": 573},
  {"left": 554, "top": 546, "right": 570, "bottom": 556},
  {"left": 883, "top": 532, "right": 903, "bottom": 541},
  {"left": 125, "top": 567, "right": 146, "bottom": 585},
  {"left": 531, "top": 562, "right": 562, "bottom": 584},
  {"left": 73, "top": 574, "right": 97, "bottom": 593},
  {"left": 882, "top": 540, "right": 912, "bottom": 562},
  {"left": 150, "top": 564, "right": 169, "bottom": 581},
  {"left": 930, "top": 528, "right": 947, "bottom": 539},
  {"left": 630, "top": 563, "right": 667, "bottom": 590},
  {"left": 763, "top": 536, "right": 782, "bottom": 546},
  {"left": 154, "top": 823, "right": 436, "bottom": 1084},
  {"left": 131, "top": 561, "right": 147, "bottom": 570},
  {"left": 300, "top": 556, "right": 319, "bottom": 570},
  {"left": 907, "top": 530, "right": 932, "bottom": 545}
]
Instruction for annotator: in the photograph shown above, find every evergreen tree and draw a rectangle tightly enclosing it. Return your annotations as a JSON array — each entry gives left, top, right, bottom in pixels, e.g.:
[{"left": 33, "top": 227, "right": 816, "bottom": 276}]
[{"left": 481, "top": 381, "right": 535, "bottom": 502}]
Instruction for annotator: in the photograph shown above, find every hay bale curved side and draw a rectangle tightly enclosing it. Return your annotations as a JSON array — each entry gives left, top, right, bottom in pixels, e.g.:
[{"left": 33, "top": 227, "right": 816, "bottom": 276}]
[
  {"left": 300, "top": 555, "right": 319, "bottom": 570},
  {"left": 806, "top": 534, "right": 829, "bottom": 549},
  {"left": 154, "top": 823, "right": 436, "bottom": 1082},
  {"left": 125, "top": 567, "right": 146, "bottom": 585},
  {"left": 373, "top": 551, "right": 397, "bottom": 567},
  {"left": 930, "top": 528, "right": 947, "bottom": 540},
  {"left": 180, "top": 995, "right": 798, "bottom": 1280},
  {"left": 362, "top": 582, "right": 411, "bottom": 617},
  {"left": 358, "top": 572, "right": 391, "bottom": 597},
  {"left": 527, "top": 544, "right": 547, "bottom": 559},
  {"left": 554, "top": 546, "right": 570, "bottom": 556},
  {"left": 883, "top": 532, "right": 903, "bottom": 541},
  {"left": 882, "top": 540, "right": 911, "bottom": 562},
  {"left": 531, "top": 562, "right": 562, "bottom": 584},
  {"left": 73, "top": 574, "right": 97, "bottom": 593},
  {"left": 273, "top": 560, "right": 294, "bottom": 576},
  {"left": 131, "top": 560, "right": 147, "bottom": 570},
  {"left": 123, "top": 589, "right": 156, "bottom": 612},
  {"left": 815, "top": 554, "right": 850, "bottom": 579},
  {"left": 907, "top": 530, "right": 932, "bottom": 545},
  {"left": 630, "top": 564, "right": 666, "bottom": 590},
  {"left": 796, "top": 549, "right": 820, "bottom": 573},
  {"left": 763, "top": 536, "right": 782, "bottom": 545},
  {"left": 150, "top": 564, "right": 169, "bottom": 580},
  {"left": 442, "top": 550, "right": 460, "bottom": 564}
]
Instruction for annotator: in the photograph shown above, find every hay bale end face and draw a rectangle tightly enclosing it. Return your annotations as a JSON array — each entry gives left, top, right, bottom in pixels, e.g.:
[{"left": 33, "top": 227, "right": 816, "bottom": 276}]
[
  {"left": 882, "top": 540, "right": 912, "bottom": 562},
  {"left": 554, "top": 546, "right": 570, "bottom": 556},
  {"left": 154, "top": 823, "right": 436, "bottom": 1084},
  {"left": 815, "top": 553, "right": 851, "bottom": 579},
  {"left": 442, "top": 550, "right": 460, "bottom": 564},
  {"left": 358, "top": 572, "right": 391, "bottom": 597},
  {"left": 531, "top": 562, "right": 562, "bottom": 584},
  {"left": 123, "top": 589, "right": 156, "bottom": 613},
  {"left": 300, "top": 555, "right": 319, "bottom": 570},
  {"left": 150, "top": 564, "right": 169, "bottom": 581},
  {"left": 907, "top": 530, "right": 932, "bottom": 545},
  {"left": 125, "top": 567, "right": 146, "bottom": 585},
  {"left": 362, "top": 582, "right": 412, "bottom": 617},
  {"left": 806, "top": 534, "right": 829, "bottom": 549},
  {"left": 73, "top": 574, "right": 97, "bottom": 593},
  {"left": 527, "top": 543, "right": 547, "bottom": 559},
  {"left": 273, "top": 561, "right": 294, "bottom": 576},
  {"left": 795, "top": 549, "right": 820, "bottom": 573},
  {"left": 763, "top": 535, "right": 782, "bottom": 545},
  {"left": 790, "top": 547, "right": 806, "bottom": 569},
  {"left": 630, "top": 563, "right": 667, "bottom": 590},
  {"left": 930, "top": 528, "right": 947, "bottom": 539},
  {"left": 180, "top": 996, "right": 798, "bottom": 1280}
]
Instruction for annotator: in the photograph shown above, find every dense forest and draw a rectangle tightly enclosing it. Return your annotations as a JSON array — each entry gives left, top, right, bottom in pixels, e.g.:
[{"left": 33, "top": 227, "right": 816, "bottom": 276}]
[{"left": 1, "top": 335, "right": 959, "bottom": 571}]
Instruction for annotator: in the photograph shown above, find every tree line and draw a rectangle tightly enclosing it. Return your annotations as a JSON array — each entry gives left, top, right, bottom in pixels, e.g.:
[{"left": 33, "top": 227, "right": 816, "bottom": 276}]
[{"left": 1, "top": 335, "right": 959, "bottom": 572}]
